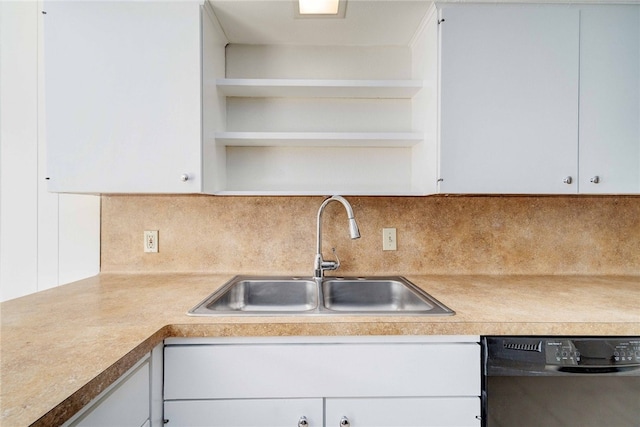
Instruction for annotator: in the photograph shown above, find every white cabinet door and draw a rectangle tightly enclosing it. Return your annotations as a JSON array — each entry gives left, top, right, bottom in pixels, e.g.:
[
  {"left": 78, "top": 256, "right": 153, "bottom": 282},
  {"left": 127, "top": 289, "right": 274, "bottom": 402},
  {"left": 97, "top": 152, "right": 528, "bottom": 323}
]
[
  {"left": 164, "top": 399, "right": 323, "bottom": 427},
  {"left": 325, "top": 397, "right": 481, "bottom": 427},
  {"left": 578, "top": 6, "right": 640, "bottom": 194},
  {"left": 438, "top": 6, "right": 580, "bottom": 194},
  {"left": 44, "top": 1, "right": 202, "bottom": 193},
  {"left": 65, "top": 359, "right": 150, "bottom": 427},
  {"left": 64, "top": 344, "right": 163, "bottom": 427}
]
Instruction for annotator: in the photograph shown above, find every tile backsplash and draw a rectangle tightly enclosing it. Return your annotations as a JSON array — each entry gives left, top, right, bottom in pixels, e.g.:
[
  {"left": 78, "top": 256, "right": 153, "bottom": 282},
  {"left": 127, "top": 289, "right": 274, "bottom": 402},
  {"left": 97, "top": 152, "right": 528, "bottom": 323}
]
[{"left": 101, "top": 195, "right": 640, "bottom": 275}]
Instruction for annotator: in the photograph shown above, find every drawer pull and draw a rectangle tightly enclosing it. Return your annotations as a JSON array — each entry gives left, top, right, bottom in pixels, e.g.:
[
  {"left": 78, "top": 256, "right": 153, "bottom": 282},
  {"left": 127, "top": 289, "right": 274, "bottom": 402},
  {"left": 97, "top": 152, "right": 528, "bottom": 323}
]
[
  {"left": 298, "top": 416, "right": 309, "bottom": 427},
  {"left": 340, "top": 416, "right": 351, "bottom": 427}
]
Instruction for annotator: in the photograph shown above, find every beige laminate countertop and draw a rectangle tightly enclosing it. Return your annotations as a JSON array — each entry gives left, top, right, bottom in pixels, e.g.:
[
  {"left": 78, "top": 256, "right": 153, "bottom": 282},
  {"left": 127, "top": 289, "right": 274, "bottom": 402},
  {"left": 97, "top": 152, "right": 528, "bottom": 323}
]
[{"left": 1, "top": 273, "right": 639, "bottom": 426}]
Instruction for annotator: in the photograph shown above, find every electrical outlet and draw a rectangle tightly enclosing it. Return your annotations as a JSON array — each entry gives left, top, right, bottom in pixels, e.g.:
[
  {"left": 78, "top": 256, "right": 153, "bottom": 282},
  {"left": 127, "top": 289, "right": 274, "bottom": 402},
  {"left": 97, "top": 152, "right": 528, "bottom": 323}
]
[
  {"left": 144, "top": 230, "right": 158, "bottom": 253},
  {"left": 382, "top": 228, "right": 397, "bottom": 251}
]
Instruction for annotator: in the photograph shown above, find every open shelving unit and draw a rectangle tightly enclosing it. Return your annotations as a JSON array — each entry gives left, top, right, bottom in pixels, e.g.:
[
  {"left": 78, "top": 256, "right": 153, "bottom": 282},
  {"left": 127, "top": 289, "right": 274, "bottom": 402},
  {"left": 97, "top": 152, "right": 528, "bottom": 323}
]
[{"left": 203, "top": 15, "right": 440, "bottom": 195}]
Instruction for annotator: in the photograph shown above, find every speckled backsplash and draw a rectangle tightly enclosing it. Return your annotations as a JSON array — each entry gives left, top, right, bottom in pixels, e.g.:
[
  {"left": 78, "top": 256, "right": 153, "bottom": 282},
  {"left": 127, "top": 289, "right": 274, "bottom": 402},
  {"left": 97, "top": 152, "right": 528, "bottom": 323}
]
[{"left": 101, "top": 195, "right": 640, "bottom": 275}]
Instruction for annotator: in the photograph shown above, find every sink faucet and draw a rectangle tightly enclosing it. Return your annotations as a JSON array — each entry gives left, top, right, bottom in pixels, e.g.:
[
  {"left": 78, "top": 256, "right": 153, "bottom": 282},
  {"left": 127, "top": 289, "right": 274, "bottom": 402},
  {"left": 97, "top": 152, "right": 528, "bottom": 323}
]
[{"left": 314, "top": 195, "right": 360, "bottom": 279}]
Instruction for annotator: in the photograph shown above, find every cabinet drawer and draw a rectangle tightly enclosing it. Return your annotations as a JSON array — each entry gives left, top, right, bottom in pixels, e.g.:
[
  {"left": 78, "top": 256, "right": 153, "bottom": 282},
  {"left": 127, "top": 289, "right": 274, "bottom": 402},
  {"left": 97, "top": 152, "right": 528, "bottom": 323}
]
[
  {"left": 326, "top": 396, "right": 480, "bottom": 427},
  {"left": 164, "top": 399, "right": 322, "bottom": 427},
  {"left": 164, "top": 343, "right": 480, "bottom": 399}
]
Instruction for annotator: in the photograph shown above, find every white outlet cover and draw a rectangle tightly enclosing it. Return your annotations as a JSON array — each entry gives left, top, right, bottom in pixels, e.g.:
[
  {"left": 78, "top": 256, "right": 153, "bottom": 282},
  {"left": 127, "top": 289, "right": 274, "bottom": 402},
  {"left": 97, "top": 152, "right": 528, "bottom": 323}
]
[
  {"left": 144, "top": 230, "right": 158, "bottom": 253},
  {"left": 382, "top": 228, "right": 397, "bottom": 251}
]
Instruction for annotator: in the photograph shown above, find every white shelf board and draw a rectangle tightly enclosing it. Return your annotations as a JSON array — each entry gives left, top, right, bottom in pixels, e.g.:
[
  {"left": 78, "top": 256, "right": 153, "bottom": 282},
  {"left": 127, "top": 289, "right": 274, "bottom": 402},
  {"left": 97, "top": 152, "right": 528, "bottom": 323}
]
[
  {"left": 216, "top": 132, "right": 424, "bottom": 147},
  {"left": 217, "top": 79, "right": 423, "bottom": 99}
]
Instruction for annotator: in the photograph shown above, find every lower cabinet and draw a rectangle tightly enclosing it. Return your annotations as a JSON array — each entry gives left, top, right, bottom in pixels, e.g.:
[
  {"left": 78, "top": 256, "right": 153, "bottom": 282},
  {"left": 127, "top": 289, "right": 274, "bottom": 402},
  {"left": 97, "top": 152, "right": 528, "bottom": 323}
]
[
  {"left": 63, "top": 356, "right": 150, "bottom": 427},
  {"left": 63, "top": 343, "right": 163, "bottom": 427},
  {"left": 163, "top": 336, "right": 481, "bottom": 427},
  {"left": 165, "top": 397, "right": 479, "bottom": 427}
]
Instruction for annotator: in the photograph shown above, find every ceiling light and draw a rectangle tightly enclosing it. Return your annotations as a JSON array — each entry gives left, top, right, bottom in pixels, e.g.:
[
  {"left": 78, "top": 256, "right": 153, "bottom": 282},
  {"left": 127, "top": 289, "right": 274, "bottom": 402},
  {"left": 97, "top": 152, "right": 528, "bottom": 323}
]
[
  {"left": 299, "top": 0, "right": 338, "bottom": 14},
  {"left": 296, "top": 0, "right": 346, "bottom": 18}
]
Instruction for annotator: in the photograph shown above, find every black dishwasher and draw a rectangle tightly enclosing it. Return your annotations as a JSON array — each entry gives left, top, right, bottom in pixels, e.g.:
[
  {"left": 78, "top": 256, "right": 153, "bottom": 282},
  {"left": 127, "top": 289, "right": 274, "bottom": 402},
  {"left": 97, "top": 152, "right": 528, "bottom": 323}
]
[{"left": 482, "top": 336, "right": 640, "bottom": 427}]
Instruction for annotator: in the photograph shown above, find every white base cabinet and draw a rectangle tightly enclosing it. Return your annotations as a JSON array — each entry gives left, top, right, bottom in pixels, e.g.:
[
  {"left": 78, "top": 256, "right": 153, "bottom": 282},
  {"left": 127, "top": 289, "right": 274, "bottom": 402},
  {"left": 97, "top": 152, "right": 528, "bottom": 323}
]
[
  {"left": 163, "top": 336, "right": 481, "bottom": 427},
  {"left": 63, "top": 343, "right": 163, "bottom": 427},
  {"left": 64, "top": 358, "right": 150, "bottom": 427}
]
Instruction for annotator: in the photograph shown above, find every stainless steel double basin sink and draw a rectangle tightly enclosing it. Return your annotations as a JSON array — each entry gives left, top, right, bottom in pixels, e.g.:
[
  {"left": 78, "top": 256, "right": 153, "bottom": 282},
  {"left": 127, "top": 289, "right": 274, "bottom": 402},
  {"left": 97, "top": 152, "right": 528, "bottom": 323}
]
[{"left": 188, "top": 276, "right": 454, "bottom": 316}]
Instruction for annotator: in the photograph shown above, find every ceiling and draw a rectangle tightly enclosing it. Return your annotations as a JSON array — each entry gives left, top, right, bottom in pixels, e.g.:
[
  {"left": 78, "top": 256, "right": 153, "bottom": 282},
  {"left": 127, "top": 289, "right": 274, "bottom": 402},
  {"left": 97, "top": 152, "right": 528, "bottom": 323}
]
[{"left": 207, "top": 0, "right": 434, "bottom": 46}]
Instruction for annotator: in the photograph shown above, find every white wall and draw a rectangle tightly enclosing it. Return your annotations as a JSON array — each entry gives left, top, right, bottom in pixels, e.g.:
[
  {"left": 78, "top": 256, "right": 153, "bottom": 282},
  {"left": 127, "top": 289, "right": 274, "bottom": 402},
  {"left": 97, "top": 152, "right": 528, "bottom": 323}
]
[{"left": 0, "top": 1, "right": 100, "bottom": 302}]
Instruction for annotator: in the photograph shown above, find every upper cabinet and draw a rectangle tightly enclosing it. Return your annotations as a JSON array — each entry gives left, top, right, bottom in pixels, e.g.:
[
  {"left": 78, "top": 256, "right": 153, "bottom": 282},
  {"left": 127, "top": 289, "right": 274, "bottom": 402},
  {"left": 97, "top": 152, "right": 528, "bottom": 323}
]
[
  {"left": 437, "top": 4, "right": 639, "bottom": 194},
  {"left": 44, "top": 1, "right": 639, "bottom": 195},
  {"left": 578, "top": 6, "right": 640, "bottom": 194},
  {"left": 44, "top": 1, "right": 226, "bottom": 193},
  {"left": 44, "top": 0, "right": 434, "bottom": 195},
  {"left": 438, "top": 6, "right": 580, "bottom": 194}
]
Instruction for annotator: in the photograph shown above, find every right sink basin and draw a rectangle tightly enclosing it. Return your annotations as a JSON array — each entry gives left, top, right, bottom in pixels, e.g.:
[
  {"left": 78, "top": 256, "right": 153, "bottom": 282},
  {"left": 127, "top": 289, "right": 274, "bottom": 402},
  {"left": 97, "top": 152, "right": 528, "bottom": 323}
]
[{"left": 322, "top": 276, "right": 454, "bottom": 315}]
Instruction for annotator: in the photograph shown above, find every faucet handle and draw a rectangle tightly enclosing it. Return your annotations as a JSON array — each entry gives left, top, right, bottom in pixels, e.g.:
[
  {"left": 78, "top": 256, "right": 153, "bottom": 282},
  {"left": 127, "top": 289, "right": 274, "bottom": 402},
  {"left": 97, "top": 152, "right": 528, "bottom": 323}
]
[
  {"left": 320, "top": 248, "right": 340, "bottom": 272},
  {"left": 331, "top": 248, "right": 340, "bottom": 270}
]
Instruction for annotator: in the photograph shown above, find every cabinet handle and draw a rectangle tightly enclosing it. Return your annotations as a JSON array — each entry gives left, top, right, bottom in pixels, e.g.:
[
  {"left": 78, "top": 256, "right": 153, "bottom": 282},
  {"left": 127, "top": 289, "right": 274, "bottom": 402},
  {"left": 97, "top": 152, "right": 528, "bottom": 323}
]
[
  {"left": 180, "top": 174, "right": 189, "bottom": 182},
  {"left": 563, "top": 176, "right": 573, "bottom": 184},
  {"left": 590, "top": 176, "right": 600, "bottom": 184},
  {"left": 298, "top": 416, "right": 309, "bottom": 427},
  {"left": 340, "top": 416, "right": 351, "bottom": 427}
]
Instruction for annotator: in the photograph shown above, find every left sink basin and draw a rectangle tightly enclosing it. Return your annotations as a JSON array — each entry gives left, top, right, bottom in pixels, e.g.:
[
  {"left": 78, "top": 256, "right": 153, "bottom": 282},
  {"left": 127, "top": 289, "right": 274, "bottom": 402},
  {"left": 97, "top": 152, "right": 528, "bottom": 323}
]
[{"left": 188, "top": 276, "right": 318, "bottom": 315}]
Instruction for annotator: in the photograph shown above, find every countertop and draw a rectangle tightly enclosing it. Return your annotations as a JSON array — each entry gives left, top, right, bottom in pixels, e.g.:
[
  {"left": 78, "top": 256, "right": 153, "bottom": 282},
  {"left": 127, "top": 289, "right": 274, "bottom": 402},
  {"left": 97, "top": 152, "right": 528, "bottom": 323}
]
[{"left": 1, "top": 273, "right": 639, "bottom": 426}]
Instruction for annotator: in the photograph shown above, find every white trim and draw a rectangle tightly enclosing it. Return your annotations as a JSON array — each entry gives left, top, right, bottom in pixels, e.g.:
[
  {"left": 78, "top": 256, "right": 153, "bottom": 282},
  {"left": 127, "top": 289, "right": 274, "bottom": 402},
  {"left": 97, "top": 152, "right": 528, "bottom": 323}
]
[{"left": 165, "top": 335, "right": 480, "bottom": 346}]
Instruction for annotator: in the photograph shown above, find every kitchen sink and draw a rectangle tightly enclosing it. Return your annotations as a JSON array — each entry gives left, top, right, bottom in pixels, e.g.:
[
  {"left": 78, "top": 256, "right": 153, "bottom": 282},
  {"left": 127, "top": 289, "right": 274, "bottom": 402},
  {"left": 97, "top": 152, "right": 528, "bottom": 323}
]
[{"left": 188, "top": 276, "right": 454, "bottom": 316}]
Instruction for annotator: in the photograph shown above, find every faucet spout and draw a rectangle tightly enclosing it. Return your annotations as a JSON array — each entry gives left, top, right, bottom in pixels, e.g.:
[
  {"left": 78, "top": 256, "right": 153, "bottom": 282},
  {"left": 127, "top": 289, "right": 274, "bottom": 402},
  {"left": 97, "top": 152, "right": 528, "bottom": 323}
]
[
  {"left": 314, "top": 195, "right": 360, "bottom": 279},
  {"left": 348, "top": 217, "right": 361, "bottom": 240}
]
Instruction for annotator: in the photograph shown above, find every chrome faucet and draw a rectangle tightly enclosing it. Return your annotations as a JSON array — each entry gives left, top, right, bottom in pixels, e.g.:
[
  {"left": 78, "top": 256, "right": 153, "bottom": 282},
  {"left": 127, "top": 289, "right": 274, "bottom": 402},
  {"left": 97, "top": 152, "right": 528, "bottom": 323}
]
[{"left": 314, "top": 195, "right": 360, "bottom": 279}]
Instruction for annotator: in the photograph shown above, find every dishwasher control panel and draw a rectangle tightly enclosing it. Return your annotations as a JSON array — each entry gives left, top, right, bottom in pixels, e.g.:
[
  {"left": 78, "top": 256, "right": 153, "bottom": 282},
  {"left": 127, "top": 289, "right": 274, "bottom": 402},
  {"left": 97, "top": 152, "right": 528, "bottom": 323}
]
[
  {"left": 484, "top": 336, "right": 640, "bottom": 376},
  {"left": 545, "top": 338, "right": 640, "bottom": 367}
]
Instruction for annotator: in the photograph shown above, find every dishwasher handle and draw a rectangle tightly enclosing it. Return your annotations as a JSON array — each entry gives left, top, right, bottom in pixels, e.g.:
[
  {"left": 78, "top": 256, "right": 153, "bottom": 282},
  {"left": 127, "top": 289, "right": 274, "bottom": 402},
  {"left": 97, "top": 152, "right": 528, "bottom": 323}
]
[{"left": 553, "top": 364, "right": 640, "bottom": 375}]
